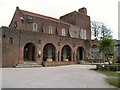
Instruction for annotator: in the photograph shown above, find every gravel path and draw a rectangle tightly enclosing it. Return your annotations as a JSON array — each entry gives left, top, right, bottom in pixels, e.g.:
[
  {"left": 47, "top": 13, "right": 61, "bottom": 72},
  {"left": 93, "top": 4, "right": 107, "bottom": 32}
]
[{"left": 2, "top": 65, "right": 115, "bottom": 88}]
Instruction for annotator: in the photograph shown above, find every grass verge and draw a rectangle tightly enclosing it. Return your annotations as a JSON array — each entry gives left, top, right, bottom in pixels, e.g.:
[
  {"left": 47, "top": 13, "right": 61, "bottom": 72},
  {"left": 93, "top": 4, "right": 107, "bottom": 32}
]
[
  {"left": 96, "top": 70, "right": 120, "bottom": 88},
  {"left": 106, "top": 78, "right": 120, "bottom": 88},
  {"left": 96, "top": 70, "right": 119, "bottom": 76}
]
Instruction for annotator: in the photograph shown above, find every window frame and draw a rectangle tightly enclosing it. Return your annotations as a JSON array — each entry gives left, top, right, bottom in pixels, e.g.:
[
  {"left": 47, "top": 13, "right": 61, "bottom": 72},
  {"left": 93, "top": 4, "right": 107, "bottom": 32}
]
[
  {"left": 33, "top": 23, "right": 37, "bottom": 31},
  {"left": 9, "top": 37, "right": 14, "bottom": 44},
  {"left": 62, "top": 28, "right": 65, "bottom": 36},
  {"left": 48, "top": 26, "right": 53, "bottom": 34}
]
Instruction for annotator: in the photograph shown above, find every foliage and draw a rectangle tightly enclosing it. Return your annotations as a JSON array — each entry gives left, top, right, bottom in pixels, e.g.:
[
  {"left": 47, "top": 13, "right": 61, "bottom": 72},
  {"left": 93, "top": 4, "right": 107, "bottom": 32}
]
[
  {"left": 112, "top": 57, "right": 116, "bottom": 65},
  {"left": 86, "top": 39, "right": 90, "bottom": 48},
  {"left": 98, "top": 38, "right": 115, "bottom": 64}
]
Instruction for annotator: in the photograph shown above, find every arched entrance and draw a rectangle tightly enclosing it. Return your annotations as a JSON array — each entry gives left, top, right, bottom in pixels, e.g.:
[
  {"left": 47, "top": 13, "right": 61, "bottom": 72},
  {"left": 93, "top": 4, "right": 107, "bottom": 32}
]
[
  {"left": 24, "top": 43, "right": 36, "bottom": 62},
  {"left": 76, "top": 47, "right": 84, "bottom": 61},
  {"left": 43, "top": 43, "right": 56, "bottom": 61},
  {"left": 61, "top": 45, "right": 72, "bottom": 61}
]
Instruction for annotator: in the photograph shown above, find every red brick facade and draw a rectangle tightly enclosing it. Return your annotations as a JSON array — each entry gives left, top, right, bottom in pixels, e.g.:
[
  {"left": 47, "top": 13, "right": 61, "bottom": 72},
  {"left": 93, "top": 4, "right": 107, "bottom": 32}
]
[{"left": 1, "top": 7, "right": 91, "bottom": 67}]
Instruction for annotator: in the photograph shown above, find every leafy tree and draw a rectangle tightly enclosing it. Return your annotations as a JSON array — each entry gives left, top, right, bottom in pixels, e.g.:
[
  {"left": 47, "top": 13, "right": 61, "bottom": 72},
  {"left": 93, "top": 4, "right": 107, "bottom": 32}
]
[{"left": 98, "top": 38, "right": 115, "bottom": 64}]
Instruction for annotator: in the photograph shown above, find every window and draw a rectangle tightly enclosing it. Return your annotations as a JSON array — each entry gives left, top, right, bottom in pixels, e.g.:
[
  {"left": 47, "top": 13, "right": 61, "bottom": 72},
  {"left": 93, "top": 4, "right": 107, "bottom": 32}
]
[
  {"left": 62, "top": 28, "right": 65, "bottom": 36},
  {"left": 9, "top": 37, "right": 13, "bottom": 44},
  {"left": 14, "top": 21, "right": 17, "bottom": 28},
  {"left": 49, "top": 26, "right": 53, "bottom": 34},
  {"left": 33, "top": 23, "right": 37, "bottom": 31},
  {"left": 80, "top": 29, "right": 84, "bottom": 39},
  {"left": 80, "top": 29, "right": 86, "bottom": 39},
  {"left": 84, "top": 29, "right": 86, "bottom": 39}
]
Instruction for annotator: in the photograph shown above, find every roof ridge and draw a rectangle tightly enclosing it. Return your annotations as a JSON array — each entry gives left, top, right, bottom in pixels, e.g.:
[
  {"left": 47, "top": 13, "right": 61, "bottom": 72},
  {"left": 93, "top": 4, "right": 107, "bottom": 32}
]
[{"left": 19, "top": 9, "right": 69, "bottom": 24}]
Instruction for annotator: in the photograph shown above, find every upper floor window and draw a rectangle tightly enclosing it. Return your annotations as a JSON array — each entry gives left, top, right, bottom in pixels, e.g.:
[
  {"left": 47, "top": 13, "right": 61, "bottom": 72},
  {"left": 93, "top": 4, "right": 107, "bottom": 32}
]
[
  {"left": 9, "top": 37, "right": 14, "bottom": 44},
  {"left": 62, "top": 28, "right": 65, "bottom": 36},
  {"left": 80, "top": 29, "right": 86, "bottom": 39},
  {"left": 33, "top": 23, "right": 37, "bottom": 31},
  {"left": 83, "top": 29, "right": 86, "bottom": 39},
  {"left": 14, "top": 21, "right": 17, "bottom": 28},
  {"left": 80, "top": 29, "right": 84, "bottom": 39},
  {"left": 49, "top": 26, "right": 53, "bottom": 34}
]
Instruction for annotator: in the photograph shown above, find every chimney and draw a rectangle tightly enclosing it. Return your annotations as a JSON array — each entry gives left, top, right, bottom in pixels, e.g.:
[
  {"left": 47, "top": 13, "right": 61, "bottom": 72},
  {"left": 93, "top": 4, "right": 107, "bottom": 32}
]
[{"left": 78, "top": 7, "right": 87, "bottom": 15}]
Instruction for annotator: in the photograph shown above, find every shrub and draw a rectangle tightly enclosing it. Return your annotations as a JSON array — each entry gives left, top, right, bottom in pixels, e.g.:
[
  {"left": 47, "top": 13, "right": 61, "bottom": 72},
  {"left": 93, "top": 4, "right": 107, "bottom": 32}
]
[{"left": 112, "top": 57, "right": 116, "bottom": 65}]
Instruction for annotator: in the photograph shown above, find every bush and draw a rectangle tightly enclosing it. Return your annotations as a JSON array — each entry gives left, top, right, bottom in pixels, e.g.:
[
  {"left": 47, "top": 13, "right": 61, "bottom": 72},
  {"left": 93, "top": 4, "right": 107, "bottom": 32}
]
[{"left": 112, "top": 57, "right": 116, "bottom": 65}]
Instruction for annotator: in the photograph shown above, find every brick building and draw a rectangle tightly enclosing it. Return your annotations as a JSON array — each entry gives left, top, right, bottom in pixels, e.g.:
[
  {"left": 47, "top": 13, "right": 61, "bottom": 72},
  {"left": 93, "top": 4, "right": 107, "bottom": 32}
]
[{"left": 0, "top": 7, "right": 92, "bottom": 67}]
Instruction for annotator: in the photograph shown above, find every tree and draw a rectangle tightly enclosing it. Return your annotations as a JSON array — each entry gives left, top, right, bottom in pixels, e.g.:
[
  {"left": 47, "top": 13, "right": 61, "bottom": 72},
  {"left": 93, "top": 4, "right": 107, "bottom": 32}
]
[
  {"left": 101, "top": 23, "right": 112, "bottom": 39},
  {"left": 98, "top": 38, "right": 115, "bottom": 65},
  {"left": 91, "top": 21, "right": 112, "bottom": 39},
  {"left": 91, "top": 21, "right": 101, "bottom": 38}
]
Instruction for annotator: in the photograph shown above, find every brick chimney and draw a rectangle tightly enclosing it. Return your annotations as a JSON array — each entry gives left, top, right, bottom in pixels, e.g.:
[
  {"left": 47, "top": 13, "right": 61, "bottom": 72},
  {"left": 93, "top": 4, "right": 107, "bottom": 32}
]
[{"left": 78, "top": 7, "right": 87, "bottom": 15}]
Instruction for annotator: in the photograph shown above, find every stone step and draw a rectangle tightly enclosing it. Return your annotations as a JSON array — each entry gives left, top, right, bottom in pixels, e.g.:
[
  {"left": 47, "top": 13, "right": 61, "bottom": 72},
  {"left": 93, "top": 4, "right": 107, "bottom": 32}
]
[
  {"left": 78, "top": 61, "right": 91, "bottom": 64},
  {"left": 23, "top": 62, "right": 37, "bottom": 65},
  {"left": 15, "top": 62, "right": 42, "bottom": 68},
  {"left": 15, "top": 64, "right": 42, "bottom": 68}
]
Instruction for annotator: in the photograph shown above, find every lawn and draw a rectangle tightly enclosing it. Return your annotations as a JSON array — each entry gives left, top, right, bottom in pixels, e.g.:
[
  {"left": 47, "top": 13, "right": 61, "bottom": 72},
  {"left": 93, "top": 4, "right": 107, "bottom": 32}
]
[
  {"left": 96, "top": 70, "right": 119, "bottom": 76},
  {"left": 106, "top": 78, "right": 120, "bottom": 88},
  {"left": 96, "top": 70, "right": 120, "bottom": 88}
]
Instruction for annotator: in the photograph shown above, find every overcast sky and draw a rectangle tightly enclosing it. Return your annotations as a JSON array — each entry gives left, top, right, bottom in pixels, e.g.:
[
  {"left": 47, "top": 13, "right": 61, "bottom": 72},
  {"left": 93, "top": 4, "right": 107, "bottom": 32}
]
[{"left": 0, "top": 0, "right": 119, "bottom": 39}]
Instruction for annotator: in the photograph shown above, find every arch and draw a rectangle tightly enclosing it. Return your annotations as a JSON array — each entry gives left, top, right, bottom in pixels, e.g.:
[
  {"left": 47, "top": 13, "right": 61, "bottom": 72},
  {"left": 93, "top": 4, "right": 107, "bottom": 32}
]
[
  {"left": 43, "top": 43, "right": 56, "bottom": 61},
  {"left": 61, "top": 45, "right": 72, "bottom": 61},
  {"left": 24, "top": 42, "right": 36, "bottom": 62},
  {"left": 76, "top": 46, "right": 85, "bottom": 61}
]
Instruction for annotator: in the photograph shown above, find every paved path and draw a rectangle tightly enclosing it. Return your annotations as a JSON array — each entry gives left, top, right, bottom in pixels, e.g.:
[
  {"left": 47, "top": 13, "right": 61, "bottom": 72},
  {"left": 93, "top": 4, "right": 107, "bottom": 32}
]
[{"left": 2, "top": 65, "right": 115, "bottom": 88}]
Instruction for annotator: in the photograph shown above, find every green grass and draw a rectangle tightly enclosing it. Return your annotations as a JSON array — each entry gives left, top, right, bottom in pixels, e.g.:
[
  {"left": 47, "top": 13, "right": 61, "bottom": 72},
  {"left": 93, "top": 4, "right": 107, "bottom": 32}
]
[
  {"left": 106, "top": 78, "right": 120, "bottom": 88},
  {"left": 96, "top": 70, "right": 119, "bottom": 76},
  {"left": 96, "top": 70, "right": 120, "bottom": 88}
]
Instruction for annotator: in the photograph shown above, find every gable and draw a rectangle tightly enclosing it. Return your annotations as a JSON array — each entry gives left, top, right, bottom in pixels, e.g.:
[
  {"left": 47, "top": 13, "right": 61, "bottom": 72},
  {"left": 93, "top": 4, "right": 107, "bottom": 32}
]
[{"left": 9, "top": 7, "right": 24, "bottom": 29}]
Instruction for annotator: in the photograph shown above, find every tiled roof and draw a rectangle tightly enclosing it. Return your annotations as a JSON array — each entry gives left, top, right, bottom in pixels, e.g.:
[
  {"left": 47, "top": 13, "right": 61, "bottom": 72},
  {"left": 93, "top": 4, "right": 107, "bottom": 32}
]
[{"left": 20, "top": 9, "right": 69, "bottom": 24}]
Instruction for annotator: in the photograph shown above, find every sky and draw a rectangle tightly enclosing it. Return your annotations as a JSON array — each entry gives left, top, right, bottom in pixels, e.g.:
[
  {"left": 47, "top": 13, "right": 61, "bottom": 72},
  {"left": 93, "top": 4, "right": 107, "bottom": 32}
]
[{"left": 0, "top": 0, "right": 119, "bottom": 39}]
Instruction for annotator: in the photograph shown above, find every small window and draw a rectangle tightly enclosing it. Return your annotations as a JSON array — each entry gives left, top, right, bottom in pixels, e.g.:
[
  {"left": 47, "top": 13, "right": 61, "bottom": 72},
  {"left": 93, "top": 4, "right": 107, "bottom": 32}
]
[
  {"left": 80, "top": 29, "right": 86, "bottom": 39},
  {"left": 3, "top": 34, "right": 6, "bottom": 38},
  {"left": 62, "top": 28, "right": 65, "bottom": 36},
  {"left": 9, "top": 37, "right": 13, "bottom": 44},
  {"left": 33, "top": 23, "right": 37, "bottom": 31},
  {"left": 49, "top": 26, "right": 53, "bottom": 34},
  {"left": 14, "top": 21, "right": 17, "bottom": 28}
]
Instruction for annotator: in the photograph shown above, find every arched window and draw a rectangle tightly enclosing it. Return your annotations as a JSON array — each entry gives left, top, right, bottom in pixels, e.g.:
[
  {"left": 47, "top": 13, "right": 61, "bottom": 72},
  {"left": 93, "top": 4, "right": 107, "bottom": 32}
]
[
  {"left": 62, "top": 28, "right": 65, "bottom": 36},
  {"left": 33, "top": 23, "right": 37, "bottom": 31},
  {"left": 49, "top": 26, "right": 53, "bottom": 34}
]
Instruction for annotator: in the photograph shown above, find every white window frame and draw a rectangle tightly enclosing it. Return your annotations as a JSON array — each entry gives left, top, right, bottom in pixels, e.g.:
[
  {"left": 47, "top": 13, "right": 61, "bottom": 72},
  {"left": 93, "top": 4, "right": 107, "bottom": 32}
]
[
  {"left": 33, "top": 23, "right": 37, "bottom": 31},
  {"left": 49, "top": 26, "right": 53, "bottom": 34},
  {"left": 62, "top": 28, "right": 65, "bottom": 36}
]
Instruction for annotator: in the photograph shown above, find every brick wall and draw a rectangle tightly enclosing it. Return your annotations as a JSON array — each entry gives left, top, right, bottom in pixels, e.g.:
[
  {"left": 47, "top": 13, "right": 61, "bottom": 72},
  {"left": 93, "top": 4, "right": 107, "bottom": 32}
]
[{"left": 2, "top": 27, "right": 20, "bottom": 67}]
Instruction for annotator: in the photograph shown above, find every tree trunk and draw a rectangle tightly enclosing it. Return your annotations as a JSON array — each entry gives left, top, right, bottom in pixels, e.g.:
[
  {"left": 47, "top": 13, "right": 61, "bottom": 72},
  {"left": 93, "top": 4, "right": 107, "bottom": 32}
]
[{"left": 106, "top": 55, "right": 111, "bottom": 65}]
